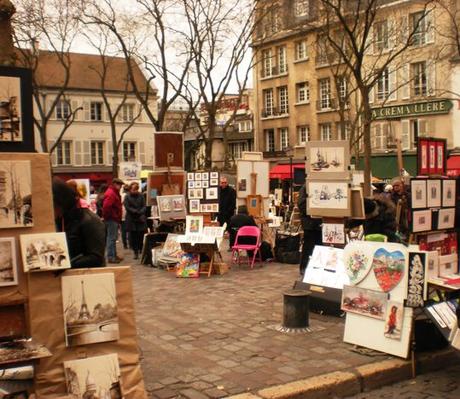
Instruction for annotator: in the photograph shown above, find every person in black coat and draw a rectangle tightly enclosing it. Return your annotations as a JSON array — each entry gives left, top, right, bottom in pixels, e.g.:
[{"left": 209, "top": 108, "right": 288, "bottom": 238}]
[
  {"left": 363, "top": 197, "right": 398, "bottom": 242},
  {"left": 298, "top": 183, "right": 322, "bottom": 276},
  {"left": 228, "top": 205, "right": 257, "bottom": 248},
  {"left": 52, "top": 178, "right": 106, "bottom": 268},
  {"left": 123, "top": 181, "right": 147, "bottom": 259},
  {"left": 217, "top": 176, "right": 236, "bottom": 229}
]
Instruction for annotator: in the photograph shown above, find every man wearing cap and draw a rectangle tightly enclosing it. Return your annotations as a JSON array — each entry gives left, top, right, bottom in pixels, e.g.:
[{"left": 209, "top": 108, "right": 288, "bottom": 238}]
[
  {"left": 103, "top": 178, "right": 124, "bottom": 263},
  {"left": 390, "top": 177, "right": 406, "bottom": 206}
]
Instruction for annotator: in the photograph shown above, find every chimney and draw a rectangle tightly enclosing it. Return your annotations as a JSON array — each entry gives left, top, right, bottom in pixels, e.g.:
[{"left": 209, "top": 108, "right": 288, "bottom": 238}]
[{"left": 0, "top": 0, "right": 16, "bottom": 66}]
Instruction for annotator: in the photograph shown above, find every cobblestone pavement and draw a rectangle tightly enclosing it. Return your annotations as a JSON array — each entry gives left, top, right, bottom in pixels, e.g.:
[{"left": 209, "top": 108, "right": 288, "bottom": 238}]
[
  {"left": 122, "top": 246, "right": 397, "bottom": 399},
  {"left": 345, "top": 363, "right": 460, "bottom": 398}
]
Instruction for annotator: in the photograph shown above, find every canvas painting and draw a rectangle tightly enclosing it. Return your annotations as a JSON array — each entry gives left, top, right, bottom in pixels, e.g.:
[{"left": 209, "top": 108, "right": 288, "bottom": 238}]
[
  {"left": 189, "top": 199, "right": 200, "bottom": 213},
  {"left": 437, "top": 208, "right": 455, "bottom": 230},
  {"left": 206, "top": 187, "right": 218, "bottom": 200},
  {"left": 0, "top": 76, "right": 22, "bottom": 142},
  {"left": 20, "top": 232, "right": 71, "bottom": 272},
  {"left": 427, "top": 180, "right": 441, "bottom": 208},
  {"left": 176, "top": 253, "right": 200, "bottom": 278},
  {"left": 306, "top": 140, "right": 349, "bottom": 179},
  {"left": 162, "top": 234, "right": 184, "bottom": 259},
  {"left": 412, "top": 209, "right": 432, "bottom": 233},
  {"left": 406, "top": 252, "right": 426, "bottom": 308},
  {"left": 62, "top": 273, "right": 119, "bottom": 347},
  {"left": 372, "top": 247, "right": 405, "bottom": 292},
  {"left": 410, "top": 179, "right": 427, "bottom": 209},
  {"left": 322, "top": 223, "right": 345, "bottom": 245},
  {"left": 0, "top": 237, "right": 18, "bottom": 287},
  {"left": 158, "top": 196, "right": 172, "bottom": 212},
  {"left": 442, "top": 180, "right": 456, "bottom": 207},
  {"left": 308, "top": 181, "right": 349, "bottom": 211},
  {"left": 172, "top": 196, "right": 184, "bottom": 211},
  {"left": 64, "top": 354, "right": 123, "bottom": 398},
  {"left": 0, "top": 160, "right": 33, "bottom": 228},
  {"left": 384, "top": 301, "right": 404, "bottom": 340},
  {"left": 341, "top": 285, "right": 388, "bottom": 320},
  {"left": 345, "top": 246, "right": 372, "bottom": 285},
  {"left": 186, "top": 215, "right": 203, "bottom": 235}
]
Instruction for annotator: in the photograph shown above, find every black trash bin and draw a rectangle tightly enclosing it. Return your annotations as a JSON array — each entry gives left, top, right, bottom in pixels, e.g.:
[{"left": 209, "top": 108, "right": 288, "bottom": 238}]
[{"left": 283, "top": 289, "right": 310, "bottom": 329}]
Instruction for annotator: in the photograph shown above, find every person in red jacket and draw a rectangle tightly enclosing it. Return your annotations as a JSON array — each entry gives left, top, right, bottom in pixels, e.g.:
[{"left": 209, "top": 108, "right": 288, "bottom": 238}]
[{"left": 103, "top": 178, "right": 124, "bottom": 263}]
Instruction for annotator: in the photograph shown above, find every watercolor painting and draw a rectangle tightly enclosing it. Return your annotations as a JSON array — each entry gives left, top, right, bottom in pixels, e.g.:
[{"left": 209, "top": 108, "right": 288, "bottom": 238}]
[
  {"left": 189, "top": 199, "right": 200, "bottom": 213},
  {"left": 322, "top": 223, "right": 345, "bottom": 244},
  {"left": 372, "top": 248, "right": 405, "bottom": 292},
  {"left": 0, "top": 237, "right": 18, "bottom": 287},
  {"left": 64, "top": 354, "right": 123, "bottom": 398},
  {"left": 307, "top": 181, "right": 349, "bottom": 209},
  {"left": 345, "top": 249, "right": 371, "bottom": 285},
  {"left": 186, "top": 215, "right": 203, "bottom": 235},
  {"left": 0, "top": 76, "right": 22, "bottom": 142},
  {"left": 176, "top": 253, "right": 200, "bottom": 278},
  {"left": 162, "top": 234, "right": 184, "bottom": 259},
  {"left": 406, "top": 253, "right": 425, "bottom": 308},
  {"left": 384, "top": 301, "right": 404, "bottom": 340},
  {"left": 341, "top": 285, "right": 388, "bottom": 320}
]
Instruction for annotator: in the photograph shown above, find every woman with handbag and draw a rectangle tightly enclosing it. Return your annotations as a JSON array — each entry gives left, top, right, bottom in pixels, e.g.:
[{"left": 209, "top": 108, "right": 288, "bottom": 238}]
[{"left": 123, "top": 181, "right": 147, "bottom": 260}]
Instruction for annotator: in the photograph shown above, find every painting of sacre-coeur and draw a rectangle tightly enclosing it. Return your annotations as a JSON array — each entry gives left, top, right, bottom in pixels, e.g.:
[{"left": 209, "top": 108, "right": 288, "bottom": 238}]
[
  {"left": 64, "top": 354, "right": 123, "bottom": 398},
  {"left": 62, "top": 273, "right": 119, "bottom": 347},
  {"left": 20, "top": 232, "right": 70, "bottom": 272},
  {"left": 0, "top": 160, "right": 33, "bottom": 228}
]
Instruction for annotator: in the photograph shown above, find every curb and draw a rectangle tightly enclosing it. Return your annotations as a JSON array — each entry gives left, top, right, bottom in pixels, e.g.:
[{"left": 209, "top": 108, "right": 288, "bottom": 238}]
[{"left": 227, "top": 348, "right": 459, "bottom": 399}]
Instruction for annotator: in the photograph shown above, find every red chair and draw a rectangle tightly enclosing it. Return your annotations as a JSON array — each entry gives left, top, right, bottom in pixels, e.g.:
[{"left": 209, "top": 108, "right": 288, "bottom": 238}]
[{"left": 231, "top": 226, "right": 263, "bottom": 269}]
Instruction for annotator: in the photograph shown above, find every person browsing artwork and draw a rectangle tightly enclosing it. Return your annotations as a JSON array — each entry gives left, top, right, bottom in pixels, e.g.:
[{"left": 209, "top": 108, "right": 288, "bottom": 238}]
[
  {"left": 123, "top": 181, "right": 147, "bottom": 260},
  {"left": 103, "top": 178, "right": 125, "bottom": 264}
]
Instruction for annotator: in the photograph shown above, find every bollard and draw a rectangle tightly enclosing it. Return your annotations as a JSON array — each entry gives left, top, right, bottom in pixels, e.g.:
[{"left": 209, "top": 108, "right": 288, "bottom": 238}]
[{"left": 283, "top": 289, "right": 310, "bottom": 329}]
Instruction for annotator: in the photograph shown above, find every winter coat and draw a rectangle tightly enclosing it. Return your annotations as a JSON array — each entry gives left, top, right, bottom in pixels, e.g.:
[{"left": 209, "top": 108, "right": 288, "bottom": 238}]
[
  {"left": 102, "top": 185, "right": 122, "bottom": 223},
  {"left": 298, "top": 184, "right": 322, "bottom": 231},
  {"left": 124, "top": 192, "right": 147, "bottom": 232},
  {"left": 218, "top": 186, "right": 237, "bottom": 222},
  {"left": 61, "top": 208, "right": 106, "bottom": 268},
  {"left": 364, "top": 198, "right": 398, "bottom": 242},
  {"left": 228, "top": 213, "right": 257, "bottom": 247}
]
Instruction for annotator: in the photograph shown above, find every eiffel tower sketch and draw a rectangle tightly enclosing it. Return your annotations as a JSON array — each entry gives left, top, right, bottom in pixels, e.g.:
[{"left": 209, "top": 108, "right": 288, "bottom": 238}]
[{"left": 78, "top": 280, "right": 91, "bottom": 320}]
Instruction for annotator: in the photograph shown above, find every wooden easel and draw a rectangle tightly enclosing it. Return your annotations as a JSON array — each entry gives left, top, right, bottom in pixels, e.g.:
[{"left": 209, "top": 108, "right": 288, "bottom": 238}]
[
  {"left": 180, "top": 242, "right": 219, "bottom": 277},
  {"left": 162, "top": 153, "right": 180, "bottom": 195}
]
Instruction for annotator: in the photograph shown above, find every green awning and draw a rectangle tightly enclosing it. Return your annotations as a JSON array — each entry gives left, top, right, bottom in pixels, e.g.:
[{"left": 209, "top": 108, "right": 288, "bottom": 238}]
[{"left": 353, "top": 154, "right": 417, "bottom": 180}]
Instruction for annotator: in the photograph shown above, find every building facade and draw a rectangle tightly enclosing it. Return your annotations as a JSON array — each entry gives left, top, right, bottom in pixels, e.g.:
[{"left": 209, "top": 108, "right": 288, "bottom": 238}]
[
  {"left": 252, "top": 0, "right": 459, "bottom": 178},
  {"left": 30, "top": 52, "right": 157, "bottom": 186}
]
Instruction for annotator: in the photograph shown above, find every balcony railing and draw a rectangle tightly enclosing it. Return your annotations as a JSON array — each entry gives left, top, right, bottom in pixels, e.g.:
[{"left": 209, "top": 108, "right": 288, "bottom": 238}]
[
  {"left": 261, "top": 107, "right": 289, "bottom": 118},
  {"left": 316, "top": 98, "right": 336, "bottom": 111},
  {"left": 261, "top": 65, "right": 289, "bottom": 79}
]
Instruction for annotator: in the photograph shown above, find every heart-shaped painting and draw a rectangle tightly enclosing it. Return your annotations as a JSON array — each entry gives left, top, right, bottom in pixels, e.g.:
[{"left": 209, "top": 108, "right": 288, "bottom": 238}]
[{"left": 372, "top": 248, "right": 405, "bottom": 292}]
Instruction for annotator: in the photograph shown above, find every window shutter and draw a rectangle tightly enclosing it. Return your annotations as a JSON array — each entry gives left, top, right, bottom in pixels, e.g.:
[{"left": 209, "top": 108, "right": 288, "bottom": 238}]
[
  {"left": 105, "top": 103, "right": 111, "bottom": 122},
  {"left": 400, "top": 65, "right": 410, "bottom": 99},
  {"left": 71, "top": 100, "right": 79, "bottom": 120},
  {"left": 367, "top": 25, "right": 374, "bottom": 55},
  {"left": 117, "top": 105, "right": 124, "bottom": 122},
  {"left": 426, "top": 12, "right": 434, "bottom": 44},
  {"left": 389, "top": 68, "right": 397, "bottom": 101},
  {"left": 107, "top": 142, "right": 114, "bottom": 165},
  {"left": 74, "top": 141, "right": 82, "bottom": 165},
  {"left": 368, "top": 83, "right": 374, "bottom": 104},
  {"left": 401, "top": 120, "right": 410, "bottom": 150},
  {"left": 139, "top": 141, "right": 146, "bottom": 164},
  {"left": 83, "top": 140, "right": 91, "bottom": 165},
  {"left": 48, "top": 141, "right": 57, "bottom": 165},
  {"left": 48, "top": 101, "right": 56, "bottom": 120},
  {"left": 401, "top": 16, "right": 408, "bottom": 45},
  {"left": 427, "top": 62, "right": 436, "bottom": 96},
  {"left": 83, "top": 102, "right": 90, "bottom": 121},
  {"left": 418, "top": 119, "right": 427, "bottom": 137},
  {"left": 371, "top": 125, "right": 377, "bottom": 149},
  {"left": 388, "top": 19, "right": 396, "bottom": 49},
  {"left": 137, "top": 104, "right": 143, "bottom": 122}
]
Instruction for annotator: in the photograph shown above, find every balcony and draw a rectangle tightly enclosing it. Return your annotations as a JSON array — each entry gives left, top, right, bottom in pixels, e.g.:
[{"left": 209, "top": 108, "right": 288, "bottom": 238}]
[
  {"left": 261, "top": 107, "right": 290, "bottom": 118},
  {"left": 316, "top": 98, "right": 336, "bottom": 112},
  {"left": 261, "top": 65, "right": 289, "bottom": 79},
  {"left": 263, "top": 150, "right": 287, "bottom": 159}
]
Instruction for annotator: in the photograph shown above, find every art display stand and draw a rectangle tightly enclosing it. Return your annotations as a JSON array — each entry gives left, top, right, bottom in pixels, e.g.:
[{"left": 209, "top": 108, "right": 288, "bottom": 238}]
[
  {"left": 0, "top": 153, "right": 147, "bottom": 398},
  {"left": 179, "top": 242, "right": 220, "bottom": 277}
]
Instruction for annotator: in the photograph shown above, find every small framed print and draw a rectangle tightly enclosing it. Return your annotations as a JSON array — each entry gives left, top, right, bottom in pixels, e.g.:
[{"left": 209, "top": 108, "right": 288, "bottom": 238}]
[
  {"left": 195, "top": 180, "right": 202, "bottom": 188},
  {"left": 189, "top": 199, "right": 200, "bottom": 213},
  {"left": 418, "top": 139, "right": 429, "bottom": 175},
  {"left": 410, "top": 179, "right": 427, "bottom": 209},
  {"left": 412, "top": 209, "right": 432, "bottom": 233},
  {"left": 187, "top": 172, "right": 194, "bottom": 180},
  {"left": 202, "top": 181, "right": 209, "bottom": 188},
  {"left": 442, "top": 179, "right": 456, "bottom": 207},
  {"left": 427, "top": 180, "right": 441, "bottom": 208},
  {"left": 187, "top": 181, "right": 195, "bottom": 189},
  {"left": 188, "top": 189, "right": 195, "bottom": 199},
  {"left": 200, "top": 204, "right": 207, "bottom": 212},
  {"left": 194, "top": 188, "right": 204, "bottom": 199},
  {"left": 210, "top": 172, "right": 218, "bottom": 179},
  {"left": 202, "top": 172, "right": 209, "bottom": 180},
  {"left": 210, "top": 178, "right": 218, "bottom": 186},
  {"left": 206, "top": 187, "right": 218, "bottom": 200},
  {"left": 194, "top": 172, "right": 202, "bottom": 180},
  {"left": 211, "top": 203, "right": 219, "bottom": 212},
  {"left": 429, "top": 142, "right": 436, "bottom": 174},
  {"left": 437, "top": 208, "right": 455, "bottom": 229},
  {"left": 436, "top": 141, "right": 445, "bottom": 175}
]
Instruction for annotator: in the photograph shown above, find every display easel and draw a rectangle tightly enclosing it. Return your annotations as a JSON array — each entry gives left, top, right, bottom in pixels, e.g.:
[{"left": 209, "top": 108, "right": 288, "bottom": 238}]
[{"left": 180, "top": 242, "right": 220, "bottom": 277}]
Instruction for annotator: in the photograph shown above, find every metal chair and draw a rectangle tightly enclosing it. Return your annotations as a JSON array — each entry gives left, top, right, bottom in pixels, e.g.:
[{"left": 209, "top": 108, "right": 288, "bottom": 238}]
[{"left": 231, "top": 226, "right": 263, "bottom": 269}]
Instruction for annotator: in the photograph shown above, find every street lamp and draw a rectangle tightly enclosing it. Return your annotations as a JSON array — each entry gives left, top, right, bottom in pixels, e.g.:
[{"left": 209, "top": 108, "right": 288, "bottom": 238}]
[{"left": 284, "top": 145, "right": 294, "bottom": 204}]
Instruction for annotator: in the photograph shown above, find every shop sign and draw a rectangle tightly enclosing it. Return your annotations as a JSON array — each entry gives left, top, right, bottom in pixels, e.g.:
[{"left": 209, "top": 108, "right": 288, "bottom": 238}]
[{"left": 372, "top": 100, "right": 453, "bottom": 120}]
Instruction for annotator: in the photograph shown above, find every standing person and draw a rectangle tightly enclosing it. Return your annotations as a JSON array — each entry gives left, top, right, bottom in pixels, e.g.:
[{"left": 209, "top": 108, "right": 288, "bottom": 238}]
[
  {"left": 298, "top": 183, "right": 322, "bottom": 277},
  {"left": 120, "top": 184, "right": 130, "bottom": 250},
  {"left": 103, "top": 178, "right": 124, "bottom": 264},
  {"left": 123, "top": 181, "right": 147, "bottom": 260},
  {"left": 96, "top": 184, "right": 108, "bottom": 218},
  {"left": 217, "top": 176, "right": 236, "bottom": 229},
  {"left": 390, "top": 177, "right": 406, "bottom": 206}
]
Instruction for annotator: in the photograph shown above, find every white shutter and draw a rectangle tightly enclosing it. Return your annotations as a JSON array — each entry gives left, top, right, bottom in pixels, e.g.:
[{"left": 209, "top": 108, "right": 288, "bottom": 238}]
[
  {"left": 137, "top": 104, "right": 143, "bottom": 122},
  {"left": 371, "top": 125, "right": 377, "bottom": 149},
  {"left": 48, "top": 140, "right": 57, "bottom": 165},
  {"left": 83, "top": 101, "right": 90, "bottom": 121},
  {"left": 71, "top": 100, "right": 79, "bottom": 120},
  {"left": 427, "top": 62, "right": 436, "bottom": 96},
  {"left": 401, "top": 120, "right": 410, "bottom": 150},
  {"left": 418, "top": 119, "right": 427, "bottom": 137},
  {"left": 139, "top": 141, "right": 146, "bottom": 164},
  {"left": 389, "top": 68, "right": 397, "bottom": 101},
  {"left": 367, "top": 25, "right": 374, "bottom": 55},
  {"left": 105, "top": 103, "right": 111, "bottom": 122},
  {"left": 83, "top": 140, "right": 91, "bottom": 165},
  {"left": 400, "top": 65, "right": 410, "bottom": 99},
  {"left": 426, "top": 12, "right": 434, "bottom": 44},
  {"left": 388, "top": 19, "right": 395, "bottom": 49},
  {"left": 368, "top": 84, "right": 374, "bottom": 104},
  {"left": 117, "top": 104, "right": 124, "bottom": 122},
  {"left": 74, "top": 141, "right": 82, "bottom": 165},
  {"left": 401, "top": 16, "right": 408, "bottom": 45},
  {"left": 107, "top": 142, "right": 114, "bottom": 165}
]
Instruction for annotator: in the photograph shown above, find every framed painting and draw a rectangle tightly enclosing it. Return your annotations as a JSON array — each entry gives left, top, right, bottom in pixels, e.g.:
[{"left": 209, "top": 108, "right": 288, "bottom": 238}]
[
  {"left": 412, "top": 209, "right": 432, "bottom": 233},
  {"left": 405, "top": 252, "right": 426, "bottom": 308},
  {"left": 247, "top": 194, "right": 263, "bottom": 217},
  {"left": 305, "top": 140, "right": 350, "bottom": 180},
  {"left": 437, "top": 208, "right": 455, "bottom": 230},
  {"left": 436, "top": 140, "right": 446, "bottom": 175},
  {"left": 428, "top": 141, "right": 437, "bottom": 174},
  {"left": 0, "top": 237, "right": 18, "bottom": 287},
  {"left": 410, "top": 179, "right": 427, "bottom": 209},
  {"left": 426, "top": 179, "right": 441, "bottom": 208},
  {"left": 154, "top": 131, "right": 184, "bottom": 169},
  {"left": 146, "top": 171, "right": 185, "bottom": 206},
  {"left": 157, "top": 195, "right": 186, "bottom": 221},
  {"left": 442, "top": 179, "right": 456, "bottom": 207},
  {"left": 185, "top": 215, "right": 203, "bottom": 235},
  {"left": 307, "top": 181, "right": 351, "bottom": 217},
  {"left": 0, "top": 66, "right": 34, "bottom": 152},
  {"left": 417, "top": 138, "right": 429, "bottom": 175},
  {"left": 418, "top": 138, "right": 446, "bottom": 176},
  {"left": 384, "top": 301, "right": 404, "bottom": 340},
  {"left": 341, "top": 285, "right": 388, "bottom": 320},
  {"left": 322, "top": 223, "right": 345, "bottom": 245}
]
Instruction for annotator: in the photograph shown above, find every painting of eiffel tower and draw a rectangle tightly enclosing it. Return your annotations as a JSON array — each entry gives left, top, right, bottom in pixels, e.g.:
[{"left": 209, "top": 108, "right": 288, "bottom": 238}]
[{"left": 62, "top": 273, "right": 119, "bottom": 347}]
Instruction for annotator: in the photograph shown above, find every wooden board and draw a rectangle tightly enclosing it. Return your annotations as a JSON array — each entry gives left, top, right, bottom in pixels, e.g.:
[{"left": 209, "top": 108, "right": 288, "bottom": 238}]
[
  {"left": 154, "top": 132, "right": 184, "bottom": 169},
  {"left": 146, "top": 171, "right": 185, "bottom": 206},
  {"left": 253, "top": 161, "right": 270, "bottom": 197}
]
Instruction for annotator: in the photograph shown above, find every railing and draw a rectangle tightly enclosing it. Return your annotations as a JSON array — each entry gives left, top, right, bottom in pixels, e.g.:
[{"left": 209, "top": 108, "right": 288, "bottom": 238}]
[
  {"left": 315, "top": 98, "right": 336, "bottom": 111},
  {"left": 261, "top": 107, "right": 289, "bottom": 118}
]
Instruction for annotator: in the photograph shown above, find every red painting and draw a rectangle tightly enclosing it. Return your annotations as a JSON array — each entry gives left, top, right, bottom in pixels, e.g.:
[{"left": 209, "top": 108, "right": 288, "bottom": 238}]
[
  {"left": 436, "top": 141, "right": 446, "bottom": 175},
  {"left": 417, "top": 138, "right": 447, "bottom": 176}
]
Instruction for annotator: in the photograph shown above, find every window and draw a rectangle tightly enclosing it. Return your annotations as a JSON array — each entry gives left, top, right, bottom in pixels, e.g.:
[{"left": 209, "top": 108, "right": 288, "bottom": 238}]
[
  {"left": 56, "top": 140, "right": 72, "bottom": 165},
  {"left": 412, "top": 62, "right": 427, "bottom": 96},
  {"left": 377, "top": 68, "right": 390, "bottom": 100},
  {"left": 230, "top": 142, "right": 247, "bottom": 159},
  {"left": 262, "top": 49, "right": 273, "bottom": 77},
  {"left": 294, "top": 0, "right": 309, "bottom": 17},
  {"left": 90, "top": 102, "right": 103, "bottom": 121},
  {"left": 298, "top": 125, "right": 310, "bottom": 144},
  {"left": 280, "top": 128, "right": 289, "bottom": 149},
  {"left": 374, "top": 20, "right": 389, "bottom": 52},
  {"left": 123, "top": 142, "right": 136, "bottom": 161},
  {"left": 90, "top": 141, "right": 104, "bottom": 165},
  {"left": 295, "top": 40, "right": 308, "bottom": 60},
  {"left": 278, "top": 86, "right": 289, "bottom": 114},
  {"left": 316, "top": 35, "right": 329, "bottom": 65},
  {"left": 410, "top": 11, "right": 433, "bottom": 46},
  {"left": 372, "top": 123, "right": 387, "bottom": 150},
  {"left": 265, "top": 129, "right": 275, "bottom": 152},
  {"left": 263, "top": 8, "right": 281, "bottom": 36},
  {"left": 336, "top": 122, "right": 350, "bottom": 140},
  {"left": 238, "top": 120, "right": 252, "bottom": 132},
  {"left": 55, "top": 100, "right": 70, "bottom": 120},
  {"left": 277, "top": 46, "right": 287, "bottom": 74},
  {"left": 319, "top": 78, "right": 331, "bottom": 109},
  {"left": 263, "top": 89, "right": 274, "bottom": 116},
  {"left": 296, "top": 82, "right": 310, "bottom": 103},
  {"left": 320, "top": 123, "right": 332, "bottom": 141},
  {"left": 337, "top": 77, "right": 347, "bottom": 103},
  {"left": 122, "top": 104, "right": 135, "bottom": 122}
]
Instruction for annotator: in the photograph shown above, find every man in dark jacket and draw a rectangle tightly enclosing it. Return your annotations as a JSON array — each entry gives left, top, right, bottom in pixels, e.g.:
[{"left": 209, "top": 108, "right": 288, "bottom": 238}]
[
  {"left": 53, "top": 178, "right": 106, "bottom": 268},
  {"left": 218, "top": 176, "right": 236, "bottom": 229},
  {"left": 228, "top": 205, "right": 257, "bottom": 247},
  {"left": 363, "top": 198, "right": 398, "bottom": 242},
  {"left": 298, "top": 183, "right": 322, "bottom": 276},
  {"left": 103, "top": 178, "right": 124, "bottom": 263},
  {"left": 123, "top": 182, "right": 147, "bottom": 260}
]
